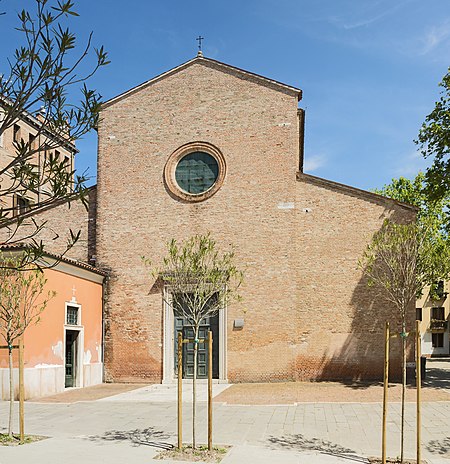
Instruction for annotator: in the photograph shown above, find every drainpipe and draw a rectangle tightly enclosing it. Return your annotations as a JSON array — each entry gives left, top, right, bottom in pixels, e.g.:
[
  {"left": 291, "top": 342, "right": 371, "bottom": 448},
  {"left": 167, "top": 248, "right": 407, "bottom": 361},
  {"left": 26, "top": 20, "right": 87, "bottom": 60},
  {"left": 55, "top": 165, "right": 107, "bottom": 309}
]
[{"left": 298, "top": 108, "right": 305, "bottom": 173}]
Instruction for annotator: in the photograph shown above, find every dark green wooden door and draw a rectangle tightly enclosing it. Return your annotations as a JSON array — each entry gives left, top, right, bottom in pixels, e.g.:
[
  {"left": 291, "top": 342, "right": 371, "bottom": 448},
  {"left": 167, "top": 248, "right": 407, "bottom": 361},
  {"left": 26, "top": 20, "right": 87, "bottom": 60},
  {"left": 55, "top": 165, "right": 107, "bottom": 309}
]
[
  {"left": 174, "top": 314, "right": 219, "bottom": 379},
  {"left": 65, "top": 331, "right": 77, "bottom": 387}
]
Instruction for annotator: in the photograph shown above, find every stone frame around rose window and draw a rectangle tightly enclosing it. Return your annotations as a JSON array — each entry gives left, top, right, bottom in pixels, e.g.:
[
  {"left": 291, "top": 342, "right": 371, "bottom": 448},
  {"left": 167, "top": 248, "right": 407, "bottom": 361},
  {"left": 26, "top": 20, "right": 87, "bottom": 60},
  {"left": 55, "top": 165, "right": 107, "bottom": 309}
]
[{"left": 164, "top": 141, "right": 226, "bottom": 202}]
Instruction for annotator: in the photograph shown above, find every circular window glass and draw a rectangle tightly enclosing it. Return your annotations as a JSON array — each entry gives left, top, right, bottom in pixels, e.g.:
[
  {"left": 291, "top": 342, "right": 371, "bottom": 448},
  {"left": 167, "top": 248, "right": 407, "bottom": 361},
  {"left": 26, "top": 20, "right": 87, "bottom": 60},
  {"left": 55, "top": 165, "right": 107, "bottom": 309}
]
[{"left": 175, "top": 151, "right": 219, "bottom": 194}]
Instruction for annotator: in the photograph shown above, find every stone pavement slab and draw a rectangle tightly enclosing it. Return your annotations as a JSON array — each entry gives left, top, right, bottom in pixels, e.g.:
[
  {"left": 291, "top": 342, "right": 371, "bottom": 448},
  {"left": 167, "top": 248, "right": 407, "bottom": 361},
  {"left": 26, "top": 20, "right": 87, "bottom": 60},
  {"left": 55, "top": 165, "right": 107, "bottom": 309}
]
[
  {"left": 213, "top": 381, "right": 450, "bottom": 404},
  {"left": 1, "top": 379, "right": 450, "bottom": 464},
  {"left": 222, "top": 444, "right": 368, "bottom": 463},
  {"left": 30, "top": 382, "right": 146, "bottom": 403},
  {"left": 98, "top": 382, "right": 231, "bottom": 403},
  {"left": 1, "top": 399, "right": 449, "bottom": 463},
  {"left": 0, "top": 437, "right": 159, "bottom": 464}
]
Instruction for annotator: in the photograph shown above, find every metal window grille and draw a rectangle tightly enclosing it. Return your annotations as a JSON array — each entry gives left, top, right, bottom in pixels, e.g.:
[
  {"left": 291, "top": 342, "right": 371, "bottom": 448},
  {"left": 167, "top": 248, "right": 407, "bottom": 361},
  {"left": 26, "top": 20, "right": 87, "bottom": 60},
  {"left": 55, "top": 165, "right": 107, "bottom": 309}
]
[{"left": 66, "top": 306, "right": 79, "bottom": 325}]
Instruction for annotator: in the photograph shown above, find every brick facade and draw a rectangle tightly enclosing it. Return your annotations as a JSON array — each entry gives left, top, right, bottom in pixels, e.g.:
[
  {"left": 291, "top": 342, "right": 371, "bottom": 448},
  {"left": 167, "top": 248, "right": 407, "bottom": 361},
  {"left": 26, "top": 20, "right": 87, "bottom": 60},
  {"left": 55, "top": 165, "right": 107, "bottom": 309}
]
[
  {"left": 1, "top": 56, "right": 415, "bottom": 384},
  {"left": 0, "top": 187, "right": 95, "bottom": 264},
  {"left": 95, "top": 56, "right": 415, "bottom": 383}
]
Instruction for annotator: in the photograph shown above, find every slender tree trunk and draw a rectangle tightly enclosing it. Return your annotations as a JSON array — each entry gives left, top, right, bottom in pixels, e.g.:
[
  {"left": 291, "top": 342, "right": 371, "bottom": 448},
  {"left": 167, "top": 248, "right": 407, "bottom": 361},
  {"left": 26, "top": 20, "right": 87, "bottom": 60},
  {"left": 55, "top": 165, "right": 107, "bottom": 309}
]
[
  {"left": 192, "top": 326, "right": 199, "bottom": 449},
  {"left": 400, "top": 321, "right": 406, "bottom": 464},
  {"left": 8, "top": 346, "right": 14, "bottom": 437}
]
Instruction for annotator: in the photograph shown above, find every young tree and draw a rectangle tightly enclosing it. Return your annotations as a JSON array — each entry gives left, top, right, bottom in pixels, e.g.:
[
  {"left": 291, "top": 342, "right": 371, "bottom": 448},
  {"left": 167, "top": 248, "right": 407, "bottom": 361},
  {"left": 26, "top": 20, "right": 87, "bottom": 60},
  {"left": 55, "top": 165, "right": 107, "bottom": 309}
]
[
  {"left": 373, "top": 173, "right": 450, "bottom": 290},
  {"left": 0, "top": 252, "right": 55, "bottom": 438},
  {"left": 360, "top": 219, "right": 450, "bottom": 463},
  {"left": 148, "top": 234, "right": 243, "bottom": 449},
  {"left": 417, "top": 68, "right": 450, "bottom": 202},
  {"left": 0, "top": 0, "right": 109, "bottom": 266}
]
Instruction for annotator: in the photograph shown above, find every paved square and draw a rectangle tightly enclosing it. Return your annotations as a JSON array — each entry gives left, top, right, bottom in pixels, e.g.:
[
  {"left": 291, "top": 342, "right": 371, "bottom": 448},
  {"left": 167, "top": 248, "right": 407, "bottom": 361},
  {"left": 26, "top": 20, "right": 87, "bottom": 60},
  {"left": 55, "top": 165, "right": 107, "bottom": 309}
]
[{"left": 0, "top": 381, "right": 449, "bottom": 464}]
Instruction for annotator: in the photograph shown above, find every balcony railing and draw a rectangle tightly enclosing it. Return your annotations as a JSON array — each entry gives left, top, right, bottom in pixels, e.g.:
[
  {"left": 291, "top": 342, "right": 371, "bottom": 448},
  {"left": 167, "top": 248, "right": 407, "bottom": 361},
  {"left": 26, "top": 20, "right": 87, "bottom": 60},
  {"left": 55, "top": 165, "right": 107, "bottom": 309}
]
[{"left": 430, "top": 319, "right": 448, "bottom": 331}]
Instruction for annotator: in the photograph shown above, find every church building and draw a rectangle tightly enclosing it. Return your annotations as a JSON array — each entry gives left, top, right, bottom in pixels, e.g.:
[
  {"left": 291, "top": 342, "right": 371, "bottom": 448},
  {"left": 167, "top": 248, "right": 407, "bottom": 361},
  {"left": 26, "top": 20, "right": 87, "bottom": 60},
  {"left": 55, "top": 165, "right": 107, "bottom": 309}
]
[{"left": 1, "top": 53, "right": 417, "bottom": 389}]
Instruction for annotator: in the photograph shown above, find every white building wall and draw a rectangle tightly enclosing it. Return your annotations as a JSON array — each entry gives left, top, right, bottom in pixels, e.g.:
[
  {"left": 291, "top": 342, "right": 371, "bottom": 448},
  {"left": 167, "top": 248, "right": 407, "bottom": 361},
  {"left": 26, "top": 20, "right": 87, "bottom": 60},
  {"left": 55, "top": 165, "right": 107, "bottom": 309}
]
[{"left": 0, "top": 362, "right": 103, "bottom": 400}]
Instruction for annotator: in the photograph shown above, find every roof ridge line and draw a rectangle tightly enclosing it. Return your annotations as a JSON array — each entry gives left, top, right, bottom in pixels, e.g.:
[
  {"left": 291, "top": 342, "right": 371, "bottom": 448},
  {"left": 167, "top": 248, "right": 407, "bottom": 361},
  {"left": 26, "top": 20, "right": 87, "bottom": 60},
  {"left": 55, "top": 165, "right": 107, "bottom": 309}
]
[
  {"left": 102, "top": 55, "right": 302, "bottom": 109},
  {"left": 297, "top": 172, "right": 418, "bottom": 211}
]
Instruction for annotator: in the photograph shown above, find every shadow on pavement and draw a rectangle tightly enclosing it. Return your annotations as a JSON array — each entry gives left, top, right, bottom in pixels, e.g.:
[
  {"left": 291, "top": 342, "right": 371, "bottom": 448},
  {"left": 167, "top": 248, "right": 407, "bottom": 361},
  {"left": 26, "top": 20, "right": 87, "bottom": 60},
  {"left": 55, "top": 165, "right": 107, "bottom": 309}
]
[
  {"left": 267, "top": 434, "right": 368, "bottom": 462},
  {"left": 427, "top": 436, "right": 450, "bottom": 458},
  {"left": 86, "top": 427, "right": 174, "bottom": 449},
  {"left": 340, "top": 380, "right": 383, "bottom": 390},
  {"left": 423, "top": 359, "right": 450, "bottom": 390}
]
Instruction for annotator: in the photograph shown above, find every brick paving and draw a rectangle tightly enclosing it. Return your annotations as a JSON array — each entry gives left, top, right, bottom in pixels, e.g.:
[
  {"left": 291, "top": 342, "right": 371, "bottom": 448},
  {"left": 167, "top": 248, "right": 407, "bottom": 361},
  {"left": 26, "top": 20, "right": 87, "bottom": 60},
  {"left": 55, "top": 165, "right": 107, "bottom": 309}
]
[
  {"left": 29, "top": 378, "right": 450, "bottom": 405},
  {"left": 214, "top": 381, "right": 450, "bottom": 404},
  {"left": 30, "top": 383, "right": 146, "bottom": 403}
]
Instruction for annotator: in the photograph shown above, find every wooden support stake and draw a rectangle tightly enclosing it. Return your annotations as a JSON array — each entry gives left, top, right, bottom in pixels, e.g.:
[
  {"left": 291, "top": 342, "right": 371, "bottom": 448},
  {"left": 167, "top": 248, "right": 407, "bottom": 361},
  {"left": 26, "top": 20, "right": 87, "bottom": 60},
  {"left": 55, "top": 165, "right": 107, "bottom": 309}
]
[
  {"left": 19, "top": 338, "right": 25, "bottom": 443},
  {"left": 177, "top": 332, "right": 183, "bottom": 450},
  {"left": 208, "top": 330, "right": 213, "bottom": 451},
  {"left": 382, "top": 321, "right": 389, "bottom": 464},
  {"left": 416, "top": 320, "right": 421, "bottom": 464}
]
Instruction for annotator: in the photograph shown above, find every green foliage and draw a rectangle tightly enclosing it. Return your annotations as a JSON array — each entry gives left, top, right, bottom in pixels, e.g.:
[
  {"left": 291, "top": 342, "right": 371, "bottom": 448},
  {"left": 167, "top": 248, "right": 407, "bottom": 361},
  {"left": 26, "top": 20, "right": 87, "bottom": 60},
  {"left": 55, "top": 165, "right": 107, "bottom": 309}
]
[
  {"left": 361, "top": 221, "right": 422, "bottom": 317},
  {"left": 416, "top": 68, "right": 450, "bottom": 201},
  {"left": 0, "top": 433, "right": 45, "bottom": 446},
  {"left": 147, "top": 234, "right": 243, "bottom": 328},
  {"left": 428, "top": 280, "right": 447, "bottom": 301},
  {"left": 156, "top": 444, "right": 229, "bottom": 462},
  {"left": 373, "top": 173, "right": 450, "bottom": 286},
  {"left": 0, "top": 0, "right": 108, "bottom": 266}
]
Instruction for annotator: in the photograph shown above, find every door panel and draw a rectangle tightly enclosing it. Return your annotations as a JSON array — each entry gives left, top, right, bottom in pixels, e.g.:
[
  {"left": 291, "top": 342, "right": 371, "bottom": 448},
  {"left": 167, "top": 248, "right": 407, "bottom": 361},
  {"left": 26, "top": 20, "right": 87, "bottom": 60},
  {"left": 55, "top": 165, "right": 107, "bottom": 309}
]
[
  {"left": 65, "top": 331, "right": 77, "bottom": 388},
  {"left": 174, "top": 313, "right": 219, "bottom": 379}
]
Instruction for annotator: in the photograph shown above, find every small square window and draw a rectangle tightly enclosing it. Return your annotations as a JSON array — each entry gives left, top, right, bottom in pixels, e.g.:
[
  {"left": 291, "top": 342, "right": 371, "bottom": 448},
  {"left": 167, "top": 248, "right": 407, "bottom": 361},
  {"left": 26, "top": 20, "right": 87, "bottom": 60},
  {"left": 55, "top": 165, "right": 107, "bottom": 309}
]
[
  {"left": 13, "top": 124, "right": 21, "bottom": 143},
  {"left": 13, "top": 194, "right": 31, "bottom": 217},
  {"left": 66, "top": 306, "right": 79, "bottom": 325},
  {"left": 432, "top": 307, "right": 445, "bottom": 320},
  {"left": 29, "top": 133, "right": 36, "bottom": 151},
  {"left": 416, "top": 308, "right": 422, "bottom": 321},
  {"left": 432, "top": 332, "right": 444, "bottom": 348}
]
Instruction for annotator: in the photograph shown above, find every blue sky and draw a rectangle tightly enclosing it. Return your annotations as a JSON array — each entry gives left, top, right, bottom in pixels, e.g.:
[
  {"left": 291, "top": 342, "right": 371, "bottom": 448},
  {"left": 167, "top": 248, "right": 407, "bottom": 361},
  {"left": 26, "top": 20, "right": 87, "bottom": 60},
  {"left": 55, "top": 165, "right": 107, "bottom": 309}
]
[{"left": 1, "top": 0, "right": 449, "bottom": 190}]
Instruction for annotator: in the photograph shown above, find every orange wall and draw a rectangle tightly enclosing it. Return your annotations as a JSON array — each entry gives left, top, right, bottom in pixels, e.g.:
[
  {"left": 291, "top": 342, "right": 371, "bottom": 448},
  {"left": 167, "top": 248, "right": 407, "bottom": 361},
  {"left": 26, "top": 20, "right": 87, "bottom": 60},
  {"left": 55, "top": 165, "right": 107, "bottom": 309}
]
[{"left": 0, "top": 268, "right": 103, "bottom": 369}]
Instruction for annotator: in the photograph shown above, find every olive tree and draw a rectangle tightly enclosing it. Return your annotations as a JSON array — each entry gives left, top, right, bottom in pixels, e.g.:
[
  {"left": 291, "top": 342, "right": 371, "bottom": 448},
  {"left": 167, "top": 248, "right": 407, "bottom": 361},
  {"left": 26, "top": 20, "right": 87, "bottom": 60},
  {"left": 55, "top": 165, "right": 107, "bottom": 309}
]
[
  {"left": 360, "top": 219, "right": 450, "bottom": 463},
  {"left": 0, "top": 0, "right": 108, "bottom": 267},
  {"left": 148, "top": 234, "right": 243, "bottom": 448},
  {"left": 0, "top": 252, "right": 55, "bottom": 438}
]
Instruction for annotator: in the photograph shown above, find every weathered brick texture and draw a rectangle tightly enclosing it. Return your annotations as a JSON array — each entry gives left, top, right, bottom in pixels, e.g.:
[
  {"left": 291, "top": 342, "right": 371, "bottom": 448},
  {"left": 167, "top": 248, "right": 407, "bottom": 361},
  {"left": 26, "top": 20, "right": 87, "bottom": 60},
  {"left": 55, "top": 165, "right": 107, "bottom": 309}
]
[
  {"left": 95, "top": 57, "right": 415, "bottom": 383},
  {"left": 0, "top": 187, "right": 96, "bottom": 264}
]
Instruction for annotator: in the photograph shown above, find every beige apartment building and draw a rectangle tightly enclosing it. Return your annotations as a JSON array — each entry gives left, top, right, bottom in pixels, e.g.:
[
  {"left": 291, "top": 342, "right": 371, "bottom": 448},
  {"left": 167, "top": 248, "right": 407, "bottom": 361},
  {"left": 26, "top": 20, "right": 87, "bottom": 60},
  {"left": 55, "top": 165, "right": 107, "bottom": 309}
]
[
  {"left": 0, "top": 102, "right": 76, "bottom": 219},
  {"left": 417, "top": 282, "right": 450, "bottom": 356}
]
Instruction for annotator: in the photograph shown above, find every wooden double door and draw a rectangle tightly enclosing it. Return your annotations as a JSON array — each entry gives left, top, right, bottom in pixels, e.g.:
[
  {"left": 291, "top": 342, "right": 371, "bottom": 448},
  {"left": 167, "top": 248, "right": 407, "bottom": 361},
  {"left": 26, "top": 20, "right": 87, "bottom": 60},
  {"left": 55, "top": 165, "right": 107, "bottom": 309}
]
[{"left": 174, "top": 313, "right": 219, "bottom": 379}]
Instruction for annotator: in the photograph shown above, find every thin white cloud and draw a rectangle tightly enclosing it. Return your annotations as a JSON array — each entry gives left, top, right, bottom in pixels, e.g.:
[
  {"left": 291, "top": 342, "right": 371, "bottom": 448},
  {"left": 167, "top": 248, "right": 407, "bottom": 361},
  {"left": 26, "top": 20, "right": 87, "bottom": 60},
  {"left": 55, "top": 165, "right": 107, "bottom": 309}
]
[
  {"left": 394, "top": 151, "right": 431, "bottom": 177},
  {"left": 419, "top": 20, "right": 450, "bottom": 55},
  {"left": 329, "top": 0, "right": 412, "bottom": 30},
  {"left": 304, "top": 154, "right": 327, "bottom": 172}
]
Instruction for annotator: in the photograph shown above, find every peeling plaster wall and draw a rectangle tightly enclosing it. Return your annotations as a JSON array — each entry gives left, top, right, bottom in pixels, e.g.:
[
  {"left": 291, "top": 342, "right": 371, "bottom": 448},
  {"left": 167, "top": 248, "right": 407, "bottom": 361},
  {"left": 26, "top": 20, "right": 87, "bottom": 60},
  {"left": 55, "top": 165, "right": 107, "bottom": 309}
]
[{"left": 0, "top": 267, "right": 103, "bottom": 400}]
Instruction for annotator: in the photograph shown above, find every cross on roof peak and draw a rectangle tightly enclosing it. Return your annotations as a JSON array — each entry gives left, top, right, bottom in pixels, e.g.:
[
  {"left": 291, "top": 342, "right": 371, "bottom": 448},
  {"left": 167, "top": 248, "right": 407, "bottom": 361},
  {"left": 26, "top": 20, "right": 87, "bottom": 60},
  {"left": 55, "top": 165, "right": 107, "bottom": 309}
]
[{"left": 196, "top": 35, "right": 204, "bottom": 57}]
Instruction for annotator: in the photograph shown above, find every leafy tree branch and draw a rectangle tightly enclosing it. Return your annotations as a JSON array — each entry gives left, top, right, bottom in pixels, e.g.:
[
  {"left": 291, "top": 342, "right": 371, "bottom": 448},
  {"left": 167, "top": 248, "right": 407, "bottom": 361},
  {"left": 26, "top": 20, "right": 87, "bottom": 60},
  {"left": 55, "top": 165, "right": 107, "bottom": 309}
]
[{"left": 0, "top": 0, "right": 108, "bottom": 266}]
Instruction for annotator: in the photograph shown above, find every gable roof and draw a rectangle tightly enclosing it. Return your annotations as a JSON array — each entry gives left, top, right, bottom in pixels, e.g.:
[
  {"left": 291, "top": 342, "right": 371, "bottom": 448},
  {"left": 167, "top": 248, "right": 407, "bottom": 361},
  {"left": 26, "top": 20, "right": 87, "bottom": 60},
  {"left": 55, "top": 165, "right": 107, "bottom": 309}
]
[
  {"left": 296, "top": 172, "right": 418, "bottom": 213},
  {"left": 0, "top": 96, "right": 77, "bottom": 154},
  {"left": 0, "top": 243, "right": 107, "bottom": 279},
  {"left": 102, "top": 53, "right": 302, "bottom": 109}
]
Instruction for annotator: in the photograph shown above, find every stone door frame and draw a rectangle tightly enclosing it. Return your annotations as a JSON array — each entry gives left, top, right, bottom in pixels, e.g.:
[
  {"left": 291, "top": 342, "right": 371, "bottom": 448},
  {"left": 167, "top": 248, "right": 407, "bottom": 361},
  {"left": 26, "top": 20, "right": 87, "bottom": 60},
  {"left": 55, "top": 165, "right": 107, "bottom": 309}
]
[{"left": 162, "top": 288, "right": 228, "bottom": 383}]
